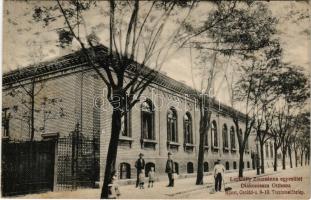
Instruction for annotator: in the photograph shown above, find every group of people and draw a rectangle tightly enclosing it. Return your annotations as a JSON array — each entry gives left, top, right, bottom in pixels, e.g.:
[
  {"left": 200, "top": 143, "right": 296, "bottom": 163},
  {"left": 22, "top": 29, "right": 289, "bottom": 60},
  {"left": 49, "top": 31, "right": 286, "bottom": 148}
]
[
  {"left": 135, "top": 153, "right": 155, "bottom": 189},
  {"left": 136, "top": 152, "right": 176, "bottom": 188},
  {"left": 108, "top": 152, "right": 226, "bottom": 198}
]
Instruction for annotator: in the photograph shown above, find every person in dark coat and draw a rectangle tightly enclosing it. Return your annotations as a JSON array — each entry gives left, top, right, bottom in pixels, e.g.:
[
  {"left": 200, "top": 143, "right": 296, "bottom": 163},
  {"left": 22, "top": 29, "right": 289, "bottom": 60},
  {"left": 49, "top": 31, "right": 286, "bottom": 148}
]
[
  {"left": 135, "top": 153, "right": 145, "bottom": 188},
  {"left": 165, "top": 152, "right": 175, "bottom": 187}
]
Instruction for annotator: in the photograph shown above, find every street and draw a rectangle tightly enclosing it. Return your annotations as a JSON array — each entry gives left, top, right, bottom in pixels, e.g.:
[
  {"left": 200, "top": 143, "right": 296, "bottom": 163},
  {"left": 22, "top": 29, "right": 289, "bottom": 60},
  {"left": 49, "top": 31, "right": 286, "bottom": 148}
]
[{"left": 14, "top": 166, "right": 310, "bottom": 199}]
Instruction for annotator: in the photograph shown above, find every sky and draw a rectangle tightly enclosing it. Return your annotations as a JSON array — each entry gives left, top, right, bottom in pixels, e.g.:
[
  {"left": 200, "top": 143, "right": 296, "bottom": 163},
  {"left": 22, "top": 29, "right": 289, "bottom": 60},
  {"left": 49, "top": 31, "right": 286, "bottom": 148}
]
[{"left": 2, "top": 0, "right": 310, "bottom": 107}]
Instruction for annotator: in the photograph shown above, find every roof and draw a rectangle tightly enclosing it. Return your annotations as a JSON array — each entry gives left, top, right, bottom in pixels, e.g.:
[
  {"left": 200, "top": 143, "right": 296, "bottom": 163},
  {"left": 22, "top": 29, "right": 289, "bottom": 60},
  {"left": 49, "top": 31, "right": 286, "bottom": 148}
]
[{"left": 2, "top": 45, "right": 246, "bottom": 120}]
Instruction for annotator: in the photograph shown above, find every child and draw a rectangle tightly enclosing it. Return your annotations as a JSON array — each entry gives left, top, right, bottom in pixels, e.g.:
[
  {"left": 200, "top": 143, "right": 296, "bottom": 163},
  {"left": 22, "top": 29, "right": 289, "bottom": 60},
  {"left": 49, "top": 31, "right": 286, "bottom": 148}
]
[
  {"left": 108, "top": 171, "right": 121, "bottom": 199},
  {"left": 148, "top": 167, "right": 155, "bottom": 188},
  {"left": 139, "top": 169, "right": 145, "bottom": 189}
]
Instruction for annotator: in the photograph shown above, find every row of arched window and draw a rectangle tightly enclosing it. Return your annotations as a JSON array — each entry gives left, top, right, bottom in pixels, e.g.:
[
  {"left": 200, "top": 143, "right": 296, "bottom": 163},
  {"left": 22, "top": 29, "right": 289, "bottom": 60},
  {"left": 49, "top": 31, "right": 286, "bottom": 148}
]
[
  {"left": 119, "top": 160, "right": 252, "bottom": 179},
  {"left": 122, "top": 99, "right": 249, "bottom": 150}
]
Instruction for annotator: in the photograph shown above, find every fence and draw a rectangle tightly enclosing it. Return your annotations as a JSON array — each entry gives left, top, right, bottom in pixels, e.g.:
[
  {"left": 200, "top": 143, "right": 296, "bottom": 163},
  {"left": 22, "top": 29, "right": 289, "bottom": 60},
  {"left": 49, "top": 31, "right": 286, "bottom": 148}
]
[
  {"left": 56, "top": 132, "right": 100, "bottom": 190},
  {"left": 1, "top": 140, "right": 56, "bottom": 196}
]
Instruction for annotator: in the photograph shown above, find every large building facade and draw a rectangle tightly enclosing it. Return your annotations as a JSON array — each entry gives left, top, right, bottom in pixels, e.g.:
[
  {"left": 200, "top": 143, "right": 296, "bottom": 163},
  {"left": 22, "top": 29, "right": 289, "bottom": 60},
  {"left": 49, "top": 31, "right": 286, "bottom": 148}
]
[{"left": 2, "top": 46, "right": 256, "bottom": 187}]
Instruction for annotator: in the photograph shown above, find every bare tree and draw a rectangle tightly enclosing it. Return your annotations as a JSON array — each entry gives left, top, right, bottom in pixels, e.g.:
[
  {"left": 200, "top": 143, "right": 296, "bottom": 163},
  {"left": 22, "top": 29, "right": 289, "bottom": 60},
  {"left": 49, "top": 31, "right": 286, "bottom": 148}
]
[
  {"left": 31, "top": 0, "right": 198, "bottom": 197},
  {"left": 183, "top": 0, "right": 278, "bottom": 180}
]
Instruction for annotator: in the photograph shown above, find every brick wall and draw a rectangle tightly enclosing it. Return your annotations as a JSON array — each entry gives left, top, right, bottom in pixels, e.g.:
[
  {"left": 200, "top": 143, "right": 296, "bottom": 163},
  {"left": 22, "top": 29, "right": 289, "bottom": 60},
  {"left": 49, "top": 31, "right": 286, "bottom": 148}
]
[{"left": 2, "top": 66, "right": 255, "bottom": 184}]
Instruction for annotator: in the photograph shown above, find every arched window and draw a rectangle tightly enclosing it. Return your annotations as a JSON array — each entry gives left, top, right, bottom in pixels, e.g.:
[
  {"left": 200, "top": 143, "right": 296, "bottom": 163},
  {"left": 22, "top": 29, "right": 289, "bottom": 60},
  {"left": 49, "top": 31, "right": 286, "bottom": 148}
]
[
  {"left": 233, "top": 161, "right": 237, "bottom": 169},
  {"left": 203, "top": 162, "right": 209, "bottom": 172},
  {"left": 225, "top": 162, "right": 230, "bottom": 170},
  {"left": 270, "top": 142, "right": 273, "bottom": 158},
  {"left": 119, "top": 163, "right": 131, "bottom": 179},
  {"left": 121, "top": 111, "right": 131, "bottom": 137},
  {"left": 265, "top": 143, "right": 269, "bottom": 158},
  {"left": 174, "top": 162, "right": 179, "bottom": 174},
  {"left": 183, "top": 113, "right": 193, "bottom": 144},
  {"left": 141, "top": 100, "right": 154, "bottom": 140},
  {"left": 230, "top": 126, "right": 236, "bottom": 149},
  {"left": 145, "top": 162, "right": 155, "bottom": 177},
  {"left": 211, "top": 121, "right": 218, "bottom": 147},
  {"left": 245, "top": 138, "right": 249, "bottom": 151},
  {"left": 239, "top": 129, "right": 243, "bottom": 141},
  {"left": 167, "top": 107, "right": 178, "bottom": 142},
  {"left": 187, "top": 162, "right": 194, "bottom": 173},
  {"left": 222, "top": 124, "right": 229, "bottom": 149}
]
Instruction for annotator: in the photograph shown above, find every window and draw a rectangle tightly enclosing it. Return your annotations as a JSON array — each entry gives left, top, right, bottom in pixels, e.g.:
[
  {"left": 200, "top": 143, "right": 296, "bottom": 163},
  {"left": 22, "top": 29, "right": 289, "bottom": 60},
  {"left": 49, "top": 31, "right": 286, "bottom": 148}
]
[
  {"left": 145, "top": 162, "right": 155, "bottom": 177},
  {"left": 121, "top": 111, "right": 131, "bottom": 137},
  {"left": 222, "top": 124, "right": 229, "bottom": 149},
  {"left": 245, "top": 138, "right": 249, "bottom": 151},
  {"left": 211, "top": 121, "right": 218, "bottom": 147},
  {"left": 119, "top": 163, "right": 131, "bottom": 179},
  {"left": 270, "top": 143, "right": 273, "bottom": 158},
  {"left": 183, "top": 113, "right": 193, "bottom": 144},
  {"left": 230, "top": 126, "right": 236, "bottom": 150},
  {"left": 167, "top": 107, "right": 178, "bottom": 142},
  {"left": 204, "top": 129, "right": 208, "bottom": 146},
  {"left": 233, "top": 161, "right": 237, "bottom": 169},
  {"left": 141, "top": 100, "right": 154, "bottom": 140},
  {"left": 225, "top": 162, "right": 230, "bottom": 170},
  {"left": 247, "top": 161, "right": 250, "bottom": 168},
  {"left": 203, "top": 162, "right": 209, "bottom": 172},
  {"left": 266, "top": 143, "right": 269, "bottom": 158},
  {"left": 187, "top": 162, "right": 194, "bottom": 173}
]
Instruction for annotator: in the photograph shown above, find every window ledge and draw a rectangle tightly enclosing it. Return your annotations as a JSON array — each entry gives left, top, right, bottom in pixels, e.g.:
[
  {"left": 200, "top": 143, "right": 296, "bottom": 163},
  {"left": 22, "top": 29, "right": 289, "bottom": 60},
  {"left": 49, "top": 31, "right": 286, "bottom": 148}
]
[
  {"left": 231, "top": 148, "right": 237, "bottom": 151},
  {"left": 184, "top": 143, "right": 195, "bottom": 147},
  {"left": 167, "top": 141, "right": 180, "bottom": 146},
  {"left": 141, "top": 138, "right": 157, "bottom": 144},
  {"left": 212, "top": 146, "right": 219, "bottom": 150},
  {"left": 141, "top": 138, "right": 157, "bottom": 150},
  {"left": 223, "top": 147, "right": 230, "bottom": 151},
  {"left": 204, "top": 145, "right": 209, "bottom": 149},
  {"left": 119, "top": 136, "right": 134, "bottom": 142}
]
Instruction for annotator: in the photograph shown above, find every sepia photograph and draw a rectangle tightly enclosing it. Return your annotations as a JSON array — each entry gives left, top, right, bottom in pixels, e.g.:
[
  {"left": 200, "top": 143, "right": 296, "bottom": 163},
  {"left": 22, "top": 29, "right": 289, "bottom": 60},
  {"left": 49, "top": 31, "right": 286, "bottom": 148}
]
[{"left": 1, "top": 0, "right": 310, "bottom": 199}]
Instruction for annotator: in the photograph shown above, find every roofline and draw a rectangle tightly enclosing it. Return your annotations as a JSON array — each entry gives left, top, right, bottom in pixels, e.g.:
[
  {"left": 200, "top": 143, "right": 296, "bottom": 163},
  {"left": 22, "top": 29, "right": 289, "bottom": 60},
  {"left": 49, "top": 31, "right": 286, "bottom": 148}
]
[{"left": 3, "top": 45, "right": 247, "bottom": 121}]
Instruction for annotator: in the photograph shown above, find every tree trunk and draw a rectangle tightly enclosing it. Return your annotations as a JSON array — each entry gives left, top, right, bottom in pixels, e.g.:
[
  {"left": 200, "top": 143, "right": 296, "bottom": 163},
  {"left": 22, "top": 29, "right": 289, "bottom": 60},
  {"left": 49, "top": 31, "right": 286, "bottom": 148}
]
[
  {"left": 288, "top": 146, "right": 293, "bottom": 168},
  {"left": 300, "top": 151, "right": 303, "bottom": 167},
  {"left": 196, "top": 108, "right": 210, "bottom": 185},
  {"left": 294, "top": 149, "right": 298, "bottom": 167},
  {"left": 260, "top": 142, "right": 265, "bottom": 174},
  {"left": 273, "top": 145, "right": 278, "bottom": 171},
  {"left": 100, "top": 109, "right": 122, "bottom": 199},
  {"left": 30, "top": 79, "right": 35, "bottom": 141},
  {"left": 238, "top": 149, "right": 244, "bottom": 177},
  {"left": 282, "top": 150, "right": 286, "bottom": 170}
]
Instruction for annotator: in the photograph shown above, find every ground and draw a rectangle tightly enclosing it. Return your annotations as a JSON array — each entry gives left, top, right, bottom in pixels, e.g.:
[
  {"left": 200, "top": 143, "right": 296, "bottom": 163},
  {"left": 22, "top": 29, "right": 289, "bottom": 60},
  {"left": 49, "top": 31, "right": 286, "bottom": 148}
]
[{"left": 8, "top": 166, "right": 310, "bottom": 199}]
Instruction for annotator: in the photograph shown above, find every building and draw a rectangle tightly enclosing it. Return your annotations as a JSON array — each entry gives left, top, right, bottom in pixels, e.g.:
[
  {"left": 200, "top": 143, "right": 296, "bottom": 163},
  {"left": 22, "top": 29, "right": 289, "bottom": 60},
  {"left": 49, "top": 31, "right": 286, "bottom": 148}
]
[{"left": 2, "top": 45, "right": 254, "bottom": 190}]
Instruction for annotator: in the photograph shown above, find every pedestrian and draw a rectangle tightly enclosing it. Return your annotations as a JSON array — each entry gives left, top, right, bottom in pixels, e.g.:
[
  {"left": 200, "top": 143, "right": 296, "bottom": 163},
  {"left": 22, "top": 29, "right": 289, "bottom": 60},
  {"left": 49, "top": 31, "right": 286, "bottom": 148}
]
[
  {"left": 148, "top": 167, "right": 155, "bottom": 188},
  {"left": 135, "top": 153, "right": 145, "bottom": 188},
  {"left": 165, "top": 152, "right": 175, "bottom": 187},
  {"left": 139, "top": 169, "right": 145, "bottom": 189},
  {"left": 213, "top": 159, "right": 225, "bottom": 192},
  {"left": 108, "top": 171, "right": 121, "bottom": 199}
]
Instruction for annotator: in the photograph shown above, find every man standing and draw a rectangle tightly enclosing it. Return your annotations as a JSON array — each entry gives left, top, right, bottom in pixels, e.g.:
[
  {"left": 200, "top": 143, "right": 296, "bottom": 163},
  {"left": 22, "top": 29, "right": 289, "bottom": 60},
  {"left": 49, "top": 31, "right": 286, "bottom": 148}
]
[
  {"left": 165, "top": 152, "right": 175, "bottom": 187},
  {"left": 213, "top": 159, "right": 225, "bottom": 192},
  {"left": 135, "top": 153, "right": 145, "bottom": 188}
]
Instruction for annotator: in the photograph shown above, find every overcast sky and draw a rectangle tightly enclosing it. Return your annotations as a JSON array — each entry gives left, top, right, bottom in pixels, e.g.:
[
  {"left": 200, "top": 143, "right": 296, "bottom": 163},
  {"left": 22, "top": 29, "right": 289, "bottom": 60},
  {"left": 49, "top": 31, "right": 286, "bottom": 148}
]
[{"left": 2, "top": 0, "right": 310, "bottom": 106}]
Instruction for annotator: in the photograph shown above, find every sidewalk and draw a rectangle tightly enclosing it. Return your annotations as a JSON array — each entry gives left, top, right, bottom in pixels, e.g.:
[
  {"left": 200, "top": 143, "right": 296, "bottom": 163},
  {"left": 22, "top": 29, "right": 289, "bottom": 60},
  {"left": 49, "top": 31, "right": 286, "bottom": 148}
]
[{"left": 15, "top": 167, "right": 281, "bottom": 199}]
